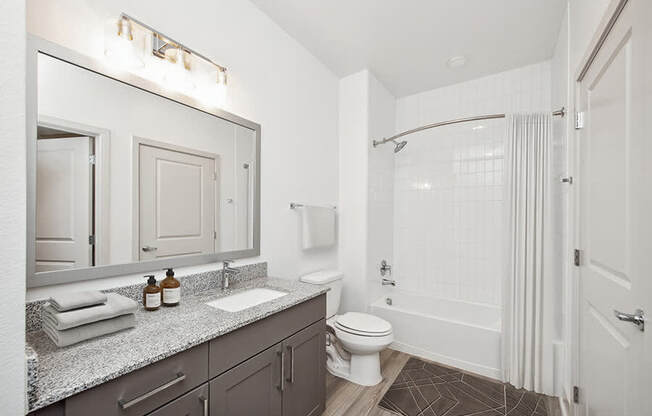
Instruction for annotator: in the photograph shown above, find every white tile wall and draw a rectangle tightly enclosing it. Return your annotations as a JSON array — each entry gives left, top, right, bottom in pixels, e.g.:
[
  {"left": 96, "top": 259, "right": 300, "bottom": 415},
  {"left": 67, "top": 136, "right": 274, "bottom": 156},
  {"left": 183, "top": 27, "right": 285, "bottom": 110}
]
[{"left": 393, "top": 62, "right": 551, "bottom": 306}]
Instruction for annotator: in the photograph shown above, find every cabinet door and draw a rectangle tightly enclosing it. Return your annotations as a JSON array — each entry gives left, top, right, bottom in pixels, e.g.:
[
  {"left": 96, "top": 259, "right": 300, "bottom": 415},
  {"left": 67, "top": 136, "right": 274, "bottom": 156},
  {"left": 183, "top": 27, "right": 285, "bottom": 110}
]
[
  {"left": 210, "top": 343, "right": 282, "bottom": 416},
  {"left": 148, "top": 383, "right": 208, "bottom": 416},
  {"left": 282, "top": 320, "right": 325, "bottom": 416}
]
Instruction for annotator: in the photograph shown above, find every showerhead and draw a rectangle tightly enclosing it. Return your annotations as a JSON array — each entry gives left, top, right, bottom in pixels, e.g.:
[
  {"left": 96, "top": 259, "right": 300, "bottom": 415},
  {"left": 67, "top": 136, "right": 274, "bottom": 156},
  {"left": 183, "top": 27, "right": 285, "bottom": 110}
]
[{"left": 393, "top": 140, "right": 408, "bottom": 153}]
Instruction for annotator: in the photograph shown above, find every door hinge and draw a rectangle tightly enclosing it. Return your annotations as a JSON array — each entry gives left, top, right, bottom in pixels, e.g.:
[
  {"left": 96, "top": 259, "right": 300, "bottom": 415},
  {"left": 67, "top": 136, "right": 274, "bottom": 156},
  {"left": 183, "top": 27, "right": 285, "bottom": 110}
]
[
  {"left": 89, "top": 154, "right": 96, "bottom": 165},
  {"left": 575, "top": 112, "right": 585, "bottom": 129},
  {"left": 574, "top": 249, "right": 581, "bottom": 267},
  {"left": 213, "top": 172, "right": 217, "bottom": 180},
  {"left": 88, "top": 235, "right": 96, "bottom": 245},
  {"left": 214, "top": 231, "right": 217, "bottom": 240},
  {"left": 573, "top": 386, "right": 580, "bottom": 403}
]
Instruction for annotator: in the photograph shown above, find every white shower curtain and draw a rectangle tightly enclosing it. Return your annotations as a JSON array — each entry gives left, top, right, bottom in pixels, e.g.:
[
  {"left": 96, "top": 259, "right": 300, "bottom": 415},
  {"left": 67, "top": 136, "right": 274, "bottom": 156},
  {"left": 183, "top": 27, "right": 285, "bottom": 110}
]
[{"left": 502, "top": 112, "right": 554, "bottom": 394}]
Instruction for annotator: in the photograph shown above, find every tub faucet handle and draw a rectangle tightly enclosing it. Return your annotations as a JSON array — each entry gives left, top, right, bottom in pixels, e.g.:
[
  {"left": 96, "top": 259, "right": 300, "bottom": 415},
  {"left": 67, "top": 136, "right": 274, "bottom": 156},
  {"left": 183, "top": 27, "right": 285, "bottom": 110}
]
[
  {"left": 380, "top": 260, "right": 392, "bottom": 276},
  {"left": 382, "top": 278, "right": 396, "bottom": 286}
]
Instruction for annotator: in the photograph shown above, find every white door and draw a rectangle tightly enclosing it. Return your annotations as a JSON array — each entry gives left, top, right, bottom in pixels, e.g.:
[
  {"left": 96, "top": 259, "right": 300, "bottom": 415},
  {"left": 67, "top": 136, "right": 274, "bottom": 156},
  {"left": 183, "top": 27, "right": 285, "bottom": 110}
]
[
  {"left": 36, "top": 137, "right": 91, "bottom": 272},
  {"left": 578, "top": 1, "right": 652, "bottom": 414},
  {"left": 139, "top": 144, "right": 216, "bottom": 260}
]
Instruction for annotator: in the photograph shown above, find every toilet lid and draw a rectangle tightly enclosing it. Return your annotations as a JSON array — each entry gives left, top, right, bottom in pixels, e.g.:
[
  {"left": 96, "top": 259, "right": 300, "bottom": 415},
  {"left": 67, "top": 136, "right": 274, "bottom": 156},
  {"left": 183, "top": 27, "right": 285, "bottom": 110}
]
[{"left": 335, "top": 312, "right": 392, "bottom": 335}]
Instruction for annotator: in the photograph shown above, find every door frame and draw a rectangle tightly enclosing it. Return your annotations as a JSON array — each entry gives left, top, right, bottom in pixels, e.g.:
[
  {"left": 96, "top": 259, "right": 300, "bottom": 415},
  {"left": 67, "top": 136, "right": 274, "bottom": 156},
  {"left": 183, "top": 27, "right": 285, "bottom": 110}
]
[
  {"left": 131, "top": 136, "right": 221, "bottom": 262},
  {"left": 33, "top": 115, "right": 111, "bottom": 270},
  {"left": 568, "top": 0, "right": 631, "bottom": 413}
]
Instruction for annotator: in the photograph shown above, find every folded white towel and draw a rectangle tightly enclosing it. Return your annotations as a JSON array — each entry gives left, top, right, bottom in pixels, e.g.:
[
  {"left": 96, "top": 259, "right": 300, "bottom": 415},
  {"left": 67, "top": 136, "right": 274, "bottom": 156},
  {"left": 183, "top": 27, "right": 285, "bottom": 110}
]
[
  {"left": 42, "top": 293, "right": 138, "bottom": 330},
  {"left": 49, "top": 290, "right": 107, "bottom": 312},
  {"left": 43, "top": 314, "right": 136, "bottom": 347},
  {"left": 301, "top": 206, "right": 336, "bottom": 249}
]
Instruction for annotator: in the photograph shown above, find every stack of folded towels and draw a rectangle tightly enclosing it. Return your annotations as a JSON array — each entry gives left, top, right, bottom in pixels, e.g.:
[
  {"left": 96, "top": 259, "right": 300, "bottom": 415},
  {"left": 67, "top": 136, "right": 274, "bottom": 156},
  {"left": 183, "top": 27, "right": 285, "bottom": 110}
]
[{"left": 42, "top": 291, "right": 138, "bottom": 347}]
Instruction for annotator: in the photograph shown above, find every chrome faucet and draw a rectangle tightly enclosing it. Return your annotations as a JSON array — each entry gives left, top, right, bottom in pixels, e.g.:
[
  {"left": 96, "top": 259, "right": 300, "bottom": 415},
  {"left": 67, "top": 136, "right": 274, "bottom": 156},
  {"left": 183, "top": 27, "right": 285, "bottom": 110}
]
[
  {"left": 382, "top": 278, "right": 396, "bottom": 286},
  {"left": 221, "top": 259, "right": 239, "bottom": 290}
]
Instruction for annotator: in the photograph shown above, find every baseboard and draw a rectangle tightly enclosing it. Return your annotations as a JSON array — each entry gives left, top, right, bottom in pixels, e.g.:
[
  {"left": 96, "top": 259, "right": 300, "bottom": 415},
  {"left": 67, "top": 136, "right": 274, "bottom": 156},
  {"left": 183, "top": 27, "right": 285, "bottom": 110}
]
[{"left": 389, "top": 341, "right": 502, "bottom": 380}]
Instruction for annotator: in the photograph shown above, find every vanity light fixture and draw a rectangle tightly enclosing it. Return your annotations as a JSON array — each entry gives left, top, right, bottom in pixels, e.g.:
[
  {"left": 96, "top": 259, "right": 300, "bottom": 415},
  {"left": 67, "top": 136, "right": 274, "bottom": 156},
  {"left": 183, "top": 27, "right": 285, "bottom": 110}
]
[{"left": 121, "top": 13, "right": 228, "bottom": 87}]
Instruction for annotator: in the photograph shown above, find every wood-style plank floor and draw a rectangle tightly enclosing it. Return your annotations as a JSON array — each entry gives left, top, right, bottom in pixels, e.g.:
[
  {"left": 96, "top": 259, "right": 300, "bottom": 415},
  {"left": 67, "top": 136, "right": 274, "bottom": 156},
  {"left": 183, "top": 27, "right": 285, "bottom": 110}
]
[
  {"left": 324, "top": 349, "right": 409, "bottom": 416},
  {"left": 323, "top": 349, "right": 561, "bottom": 416}
]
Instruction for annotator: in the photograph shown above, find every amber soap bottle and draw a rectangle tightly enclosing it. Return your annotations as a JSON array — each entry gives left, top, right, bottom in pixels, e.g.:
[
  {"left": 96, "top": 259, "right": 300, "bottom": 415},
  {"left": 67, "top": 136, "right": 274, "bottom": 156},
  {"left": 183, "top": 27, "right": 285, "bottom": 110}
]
[
  {"left": 143, "top": 275, "right": 161, "bottom": 311},
  {"left": 161, "top": 268, "right": 181, "bottom": 306}
]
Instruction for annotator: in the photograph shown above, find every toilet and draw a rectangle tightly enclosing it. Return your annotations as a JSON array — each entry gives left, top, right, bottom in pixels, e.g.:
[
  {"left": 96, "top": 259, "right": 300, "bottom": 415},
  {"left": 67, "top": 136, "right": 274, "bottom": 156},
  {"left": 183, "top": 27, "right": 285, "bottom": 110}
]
[{"left": 300, "top": 270, "right": 393, "bottom": 386}]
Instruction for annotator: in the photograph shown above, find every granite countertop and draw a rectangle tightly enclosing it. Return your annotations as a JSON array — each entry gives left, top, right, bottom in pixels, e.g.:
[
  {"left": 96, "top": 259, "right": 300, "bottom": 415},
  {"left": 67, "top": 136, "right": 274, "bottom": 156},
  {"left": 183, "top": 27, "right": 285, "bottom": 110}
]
[{"left": 26, "top": 277, "right": 328, "bottom": 412}]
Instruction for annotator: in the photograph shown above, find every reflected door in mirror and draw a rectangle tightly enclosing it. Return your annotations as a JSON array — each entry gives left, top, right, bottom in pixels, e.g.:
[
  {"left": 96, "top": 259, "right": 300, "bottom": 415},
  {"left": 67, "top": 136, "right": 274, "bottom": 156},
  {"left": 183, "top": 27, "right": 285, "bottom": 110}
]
[
  {"left": 36, "top": 137, "right": 93, "bottom": 272},
  {"left": 138, "top": 143, "right": 217, "bottom": 261}
]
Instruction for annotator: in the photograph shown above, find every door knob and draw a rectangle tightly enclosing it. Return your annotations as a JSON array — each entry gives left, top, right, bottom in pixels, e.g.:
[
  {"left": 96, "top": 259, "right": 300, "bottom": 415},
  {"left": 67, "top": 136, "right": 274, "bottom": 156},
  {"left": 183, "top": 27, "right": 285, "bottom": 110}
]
[
  {"left": 614, "top": 308, "right": 645, "bottom": 331},
  {"left": 141, "top": 246, "right": 158, "bottom": 252}
]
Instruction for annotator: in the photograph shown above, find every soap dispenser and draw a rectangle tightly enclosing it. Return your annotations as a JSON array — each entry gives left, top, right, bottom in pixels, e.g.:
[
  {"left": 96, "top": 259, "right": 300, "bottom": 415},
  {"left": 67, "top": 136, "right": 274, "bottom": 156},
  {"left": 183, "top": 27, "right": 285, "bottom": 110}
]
[
  {"left": 161, "top": 268, "right": 181, "bottom": 307},
  {"left": 143, "top": 275, "right": 161, "bottom": 311}
]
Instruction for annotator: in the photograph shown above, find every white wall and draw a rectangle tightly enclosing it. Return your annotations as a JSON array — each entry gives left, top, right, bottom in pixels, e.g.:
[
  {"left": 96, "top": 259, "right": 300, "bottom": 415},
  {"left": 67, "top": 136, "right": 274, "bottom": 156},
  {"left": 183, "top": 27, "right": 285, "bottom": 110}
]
[
  {"left": 338, "top": 69, "right": 396, "bottom": 313},
  {"left": 551, "top": 3, "right": 571, "bottom": 400},
  {"left": 338, "top": 71, "right": 369, "bottom": 313},
  {"left": 26, "top": 0, "right": 339, "bottom": 298},
  {"left": 0, "top": 0, "right": 26, "bottom": 413},
  {"left": 366, "top": 73, "right": 396, "bottom": 304},
  {"left": 394, "top": 62, "right": 552, "bottom": 306}
]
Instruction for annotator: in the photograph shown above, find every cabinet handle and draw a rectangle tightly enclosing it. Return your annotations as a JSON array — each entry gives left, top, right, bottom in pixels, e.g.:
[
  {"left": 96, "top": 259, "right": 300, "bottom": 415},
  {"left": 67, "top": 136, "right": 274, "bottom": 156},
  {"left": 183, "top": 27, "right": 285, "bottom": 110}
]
[
  {"left": 286, "top": 346, "right": 295, "bottom": 383},
  {"left": 118, "top": 372, "right": 186, "bottom": 409},
  {"left": 278, "top": 350, "right": 285, "bottom": 392},
  {"left": 200, "top": 395, "right": 209, "bottom": 416}
]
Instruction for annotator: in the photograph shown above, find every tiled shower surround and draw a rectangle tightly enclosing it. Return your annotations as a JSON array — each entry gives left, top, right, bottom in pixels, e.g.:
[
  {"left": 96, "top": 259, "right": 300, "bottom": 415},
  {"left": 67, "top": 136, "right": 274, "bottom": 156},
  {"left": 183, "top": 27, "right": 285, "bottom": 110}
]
[{"left": 391, "top": 62, "right": 551, "bottom": 306}]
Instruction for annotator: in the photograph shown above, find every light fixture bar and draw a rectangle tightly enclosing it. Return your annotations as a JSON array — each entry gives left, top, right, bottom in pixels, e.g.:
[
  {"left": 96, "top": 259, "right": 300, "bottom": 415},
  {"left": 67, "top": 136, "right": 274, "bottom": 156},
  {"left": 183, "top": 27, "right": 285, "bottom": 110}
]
[{"left": 120, "top": 13, "right": 227, "bottom": 74}]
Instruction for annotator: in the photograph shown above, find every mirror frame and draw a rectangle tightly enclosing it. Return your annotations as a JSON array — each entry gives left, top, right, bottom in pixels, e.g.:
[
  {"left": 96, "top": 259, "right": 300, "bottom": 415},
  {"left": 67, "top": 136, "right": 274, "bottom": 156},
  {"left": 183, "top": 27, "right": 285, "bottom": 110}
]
[{"left": 27, "top": 35, "right": 261, "bottom": 288}]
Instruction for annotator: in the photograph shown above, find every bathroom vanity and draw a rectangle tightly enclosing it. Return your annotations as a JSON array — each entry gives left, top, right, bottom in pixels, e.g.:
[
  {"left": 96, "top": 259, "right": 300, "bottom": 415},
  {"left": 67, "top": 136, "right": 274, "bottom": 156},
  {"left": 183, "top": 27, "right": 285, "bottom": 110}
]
[{"left": 27, "top": 277, "right": 327, "bottom": 416}]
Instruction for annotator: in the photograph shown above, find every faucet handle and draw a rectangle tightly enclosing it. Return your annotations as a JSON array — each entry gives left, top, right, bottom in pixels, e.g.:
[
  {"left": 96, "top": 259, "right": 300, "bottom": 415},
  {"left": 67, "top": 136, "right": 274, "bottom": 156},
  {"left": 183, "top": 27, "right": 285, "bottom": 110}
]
[{"left": 223, "top": 259, "right": 235, "bottom": 267}]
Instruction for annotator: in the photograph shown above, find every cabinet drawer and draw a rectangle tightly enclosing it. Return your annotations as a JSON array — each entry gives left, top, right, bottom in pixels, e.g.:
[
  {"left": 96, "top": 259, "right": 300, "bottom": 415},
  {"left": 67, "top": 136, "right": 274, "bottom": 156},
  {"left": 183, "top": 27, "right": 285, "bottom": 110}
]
[
  {"left": 209, "top": 294, "right": 326, "bottom": 378},
  {"left": 147, "top": 383, "right": 208, "bottom": 416},
  {"left": 65, "top": 343, "right": 208, "bottom": 416}
]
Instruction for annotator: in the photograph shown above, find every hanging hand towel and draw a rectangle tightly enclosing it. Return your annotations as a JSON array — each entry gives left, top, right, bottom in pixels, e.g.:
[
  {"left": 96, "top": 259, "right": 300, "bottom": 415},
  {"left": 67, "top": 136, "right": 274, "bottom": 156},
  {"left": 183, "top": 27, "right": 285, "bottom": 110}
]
[
  {"left": 49, "top": 290, "right": 107, "bottom": 312},
  {"left": 301, "top": 206, "right": 336, "bottom": 249},
  {"left": 42, "top": 293, "right": 138, "bottom": 330}
]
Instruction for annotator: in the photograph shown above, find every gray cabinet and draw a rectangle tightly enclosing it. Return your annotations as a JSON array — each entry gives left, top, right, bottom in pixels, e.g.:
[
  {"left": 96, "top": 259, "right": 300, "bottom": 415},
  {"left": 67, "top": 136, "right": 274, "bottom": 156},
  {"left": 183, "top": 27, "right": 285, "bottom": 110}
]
[
  {"left": 209, "top": 343, "right": 283, "bottom": 416},
  {"left": 282, "top": 320, "right": 325, "bottom": 416},
  {"left": 147, "top": 384, "right": 208, "bottom": 416},
  {"left": 209, "top": 320, "right": 325, "bottom": 416}
]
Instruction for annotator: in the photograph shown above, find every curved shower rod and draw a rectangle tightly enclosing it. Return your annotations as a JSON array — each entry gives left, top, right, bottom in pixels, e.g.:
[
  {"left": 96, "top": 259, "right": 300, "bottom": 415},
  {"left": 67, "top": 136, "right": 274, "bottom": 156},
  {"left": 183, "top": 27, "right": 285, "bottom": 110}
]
[{"left": 372, "top": 107, "right": 565, "bottom": 148}]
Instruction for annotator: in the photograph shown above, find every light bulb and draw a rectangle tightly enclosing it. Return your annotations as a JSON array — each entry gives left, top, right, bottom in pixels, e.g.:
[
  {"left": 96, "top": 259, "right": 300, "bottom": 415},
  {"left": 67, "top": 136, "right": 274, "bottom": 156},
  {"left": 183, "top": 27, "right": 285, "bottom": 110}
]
[
  {"left": 163, "top": 48, "right": 195, "bottom": 93},
  {"left": 217, "top": 68, "right": 227, "bottom": 86},
  {"left": 104, "top": 17, "right": 144, "bottom": 69}
]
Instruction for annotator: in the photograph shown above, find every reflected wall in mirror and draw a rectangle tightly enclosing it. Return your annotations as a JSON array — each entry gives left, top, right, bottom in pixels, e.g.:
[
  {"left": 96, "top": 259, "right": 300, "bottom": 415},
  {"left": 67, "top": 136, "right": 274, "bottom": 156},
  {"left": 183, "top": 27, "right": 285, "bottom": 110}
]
[{"left": 30, "top": 49, "right": 259, "bottom": 285}]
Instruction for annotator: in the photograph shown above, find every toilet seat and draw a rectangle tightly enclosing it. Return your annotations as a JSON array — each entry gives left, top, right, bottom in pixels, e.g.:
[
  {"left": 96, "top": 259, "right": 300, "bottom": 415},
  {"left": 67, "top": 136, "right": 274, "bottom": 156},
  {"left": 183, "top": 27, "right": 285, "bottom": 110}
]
[{"left": 334, "top": 312, "right": 392, "bottom": 337}]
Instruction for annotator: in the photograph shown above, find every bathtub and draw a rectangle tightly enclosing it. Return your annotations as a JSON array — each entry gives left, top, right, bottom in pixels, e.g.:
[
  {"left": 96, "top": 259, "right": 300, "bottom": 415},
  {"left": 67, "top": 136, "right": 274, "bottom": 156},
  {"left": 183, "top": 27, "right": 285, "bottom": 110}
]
[{"left": 370, "top": 291, "right": 502, "bottom": 379}]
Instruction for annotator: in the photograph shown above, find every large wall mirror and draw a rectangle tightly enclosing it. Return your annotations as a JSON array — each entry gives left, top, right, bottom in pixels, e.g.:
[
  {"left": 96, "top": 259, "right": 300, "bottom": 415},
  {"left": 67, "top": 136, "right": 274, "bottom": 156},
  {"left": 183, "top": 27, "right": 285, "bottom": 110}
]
[{"left": 27, "top": 37, "right": 260, "bottom": 287}]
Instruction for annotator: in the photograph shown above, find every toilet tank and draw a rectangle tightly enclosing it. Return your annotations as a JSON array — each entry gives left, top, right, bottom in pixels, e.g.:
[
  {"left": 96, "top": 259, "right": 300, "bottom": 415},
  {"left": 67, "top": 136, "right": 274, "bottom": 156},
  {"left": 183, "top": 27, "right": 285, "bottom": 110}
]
[{"left": 299, "top": 270, "right": 343, "bottom": 318}]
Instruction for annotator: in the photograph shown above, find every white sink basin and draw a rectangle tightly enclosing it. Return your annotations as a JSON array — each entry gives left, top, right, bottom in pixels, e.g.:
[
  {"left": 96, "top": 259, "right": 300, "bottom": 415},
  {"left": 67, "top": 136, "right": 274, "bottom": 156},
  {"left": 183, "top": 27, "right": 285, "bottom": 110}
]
[{"left": 206, "top": 288, "right": 288, "bottom": 312}]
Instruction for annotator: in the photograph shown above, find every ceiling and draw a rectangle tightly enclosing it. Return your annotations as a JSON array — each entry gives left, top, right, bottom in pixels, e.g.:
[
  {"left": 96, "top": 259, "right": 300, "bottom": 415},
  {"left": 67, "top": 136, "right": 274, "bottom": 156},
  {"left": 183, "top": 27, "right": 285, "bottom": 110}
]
[{"left": 250, "top": 0, "right": 566, "bottom": 97}]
